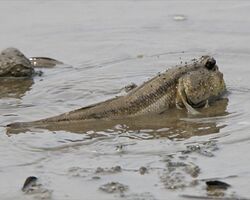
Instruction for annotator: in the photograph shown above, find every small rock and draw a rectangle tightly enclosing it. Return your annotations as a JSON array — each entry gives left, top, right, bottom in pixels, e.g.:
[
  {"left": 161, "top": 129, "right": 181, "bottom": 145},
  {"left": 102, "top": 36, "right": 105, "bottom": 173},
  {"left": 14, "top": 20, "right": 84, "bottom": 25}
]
[
  {"left": 22, "top": 176, "right": 38, "bottom": 193},
  {"left": 21, "top": 176, "right": 53, "bottom": 199},
  {"left": 139, "top": 166, "right": 147, "bottom": 175},
  {"left": 206, "top": 180, "right": 231, "bottom": 190}
]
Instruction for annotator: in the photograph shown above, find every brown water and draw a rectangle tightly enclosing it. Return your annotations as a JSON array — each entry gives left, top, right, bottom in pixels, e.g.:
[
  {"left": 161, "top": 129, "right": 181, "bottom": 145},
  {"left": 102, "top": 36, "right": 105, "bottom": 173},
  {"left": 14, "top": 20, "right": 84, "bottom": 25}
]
[{"left": 1, "top": 1, "right": 250, "bottom": 199}]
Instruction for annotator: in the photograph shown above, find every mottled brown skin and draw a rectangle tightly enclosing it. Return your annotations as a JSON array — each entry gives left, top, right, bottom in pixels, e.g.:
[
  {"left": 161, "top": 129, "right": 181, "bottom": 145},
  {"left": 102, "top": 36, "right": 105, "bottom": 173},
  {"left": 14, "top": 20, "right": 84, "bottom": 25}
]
[{"left": 7, "top": 55, "right": 226, "bottom": 131}]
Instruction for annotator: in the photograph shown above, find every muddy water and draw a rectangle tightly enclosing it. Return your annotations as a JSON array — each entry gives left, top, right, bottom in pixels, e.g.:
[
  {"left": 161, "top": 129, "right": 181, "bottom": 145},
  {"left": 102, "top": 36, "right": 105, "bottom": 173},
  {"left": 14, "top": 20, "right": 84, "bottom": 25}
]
[{"left": 1, "top": 1, "right": 250, "bottom": 199}]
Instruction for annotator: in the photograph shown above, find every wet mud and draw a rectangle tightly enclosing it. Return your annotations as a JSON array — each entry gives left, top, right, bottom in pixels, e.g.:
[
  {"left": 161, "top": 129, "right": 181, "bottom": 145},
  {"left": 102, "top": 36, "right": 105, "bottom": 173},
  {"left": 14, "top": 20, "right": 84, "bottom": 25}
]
[{"left": 1, "top": 1, "right": 250, "bottom": 200}]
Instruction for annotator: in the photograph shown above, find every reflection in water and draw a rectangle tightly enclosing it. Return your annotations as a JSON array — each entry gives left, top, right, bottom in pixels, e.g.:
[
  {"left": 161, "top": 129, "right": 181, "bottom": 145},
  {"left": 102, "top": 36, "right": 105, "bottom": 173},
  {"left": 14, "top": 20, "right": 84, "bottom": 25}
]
[
  {"left": 0, "top": 57, "right": 60, "bottom": 99},
  {"left": 7, "top": 98, "right": 228, "bottom": 139},
  {"left": 0, "top": 78, "right": 33, "bottom": 99}
]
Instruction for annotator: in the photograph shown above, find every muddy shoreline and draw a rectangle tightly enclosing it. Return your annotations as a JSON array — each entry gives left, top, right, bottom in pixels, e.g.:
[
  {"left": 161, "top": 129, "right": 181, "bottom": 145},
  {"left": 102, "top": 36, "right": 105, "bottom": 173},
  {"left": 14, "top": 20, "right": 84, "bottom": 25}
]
[{"left": 1, "top": 1, "right": 250, "bottom": 199}]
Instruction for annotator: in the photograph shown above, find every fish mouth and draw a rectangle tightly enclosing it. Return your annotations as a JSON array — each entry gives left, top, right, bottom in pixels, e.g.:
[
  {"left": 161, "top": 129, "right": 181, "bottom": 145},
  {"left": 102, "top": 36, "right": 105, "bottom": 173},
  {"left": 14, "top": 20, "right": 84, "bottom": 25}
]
[
  {"left": 187, "top": 98, "right": 207, "bottom": 108},
  {"left": 187, "top": 89, "right": 227, "bottom": 109}
]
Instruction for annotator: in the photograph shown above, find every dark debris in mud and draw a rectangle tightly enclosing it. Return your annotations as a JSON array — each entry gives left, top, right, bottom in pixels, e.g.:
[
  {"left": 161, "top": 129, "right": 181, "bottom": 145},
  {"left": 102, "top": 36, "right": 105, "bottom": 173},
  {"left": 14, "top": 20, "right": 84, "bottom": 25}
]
[
  {"left": 91, "top": 176, "right": 101, "bottom": 180},
  {"left": 123, "top": 192, "right": 158, "bottom": 200},
  {"left": 181, "top": 194, "right": 250, "bottom": 200},
  {"left": 99, "top": 181, "right": 128, "bottom": 194},
  {"left": 181, "top": 179, "right": 248, "bottom": 199},
  {"left": 124, "top": 82, "right": 137, "bottom": 93},
  {"left": 95, "top": 165, "right": 122, "bottom": 174},
  {"left": 205, "top": 180, "right": 232, "bottom": 197},
  {"left": 139, "top": 166, "right": 148, "bottom": 175},
  {"left": 67, "top": 166, "right": 89, "bottom": 177},
  {"left": 160, "top": 157, "right": 200, "bottom": 189},
  {"left": 21, "top": 176, "right": 53, "bottom": 200},
  {"left": 68, "top": 165, "right": 123, "bottom": 181},
  {"left": 182, "top": 140, "right": 219, "bottom": 157},
  {"left": 206, "top": 180, "right": 231, "bottom": 190},
  {"left": 22, "top": 176, "right": 38, "bottom": 192}
]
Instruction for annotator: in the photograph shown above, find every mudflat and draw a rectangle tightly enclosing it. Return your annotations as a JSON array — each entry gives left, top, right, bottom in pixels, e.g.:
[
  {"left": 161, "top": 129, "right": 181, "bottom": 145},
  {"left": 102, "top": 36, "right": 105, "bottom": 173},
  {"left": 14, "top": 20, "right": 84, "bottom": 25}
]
[{"left": 0, "top": 1, "right": 250, "bottom": 200}]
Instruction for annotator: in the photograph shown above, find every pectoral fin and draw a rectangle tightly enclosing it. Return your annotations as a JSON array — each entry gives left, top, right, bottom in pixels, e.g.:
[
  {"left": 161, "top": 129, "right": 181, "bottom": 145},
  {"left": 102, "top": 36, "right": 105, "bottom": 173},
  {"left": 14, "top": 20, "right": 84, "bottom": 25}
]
[{"left": 177, "top": 83, "right": 200, "bottom": 115}]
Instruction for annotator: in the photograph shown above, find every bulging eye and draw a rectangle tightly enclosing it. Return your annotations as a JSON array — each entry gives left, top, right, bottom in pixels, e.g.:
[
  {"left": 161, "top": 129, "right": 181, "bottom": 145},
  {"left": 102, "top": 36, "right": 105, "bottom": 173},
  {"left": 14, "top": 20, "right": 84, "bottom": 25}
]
[{"left": 205, "top": 57, "right": 216, "bottom": 70}]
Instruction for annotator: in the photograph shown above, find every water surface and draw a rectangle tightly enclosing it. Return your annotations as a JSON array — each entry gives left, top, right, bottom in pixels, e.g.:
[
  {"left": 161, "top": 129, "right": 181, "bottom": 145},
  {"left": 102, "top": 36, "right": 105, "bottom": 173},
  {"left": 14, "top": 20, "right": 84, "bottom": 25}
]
[{"left": 1, "top": 1, "right": 250, "bottom": 199}]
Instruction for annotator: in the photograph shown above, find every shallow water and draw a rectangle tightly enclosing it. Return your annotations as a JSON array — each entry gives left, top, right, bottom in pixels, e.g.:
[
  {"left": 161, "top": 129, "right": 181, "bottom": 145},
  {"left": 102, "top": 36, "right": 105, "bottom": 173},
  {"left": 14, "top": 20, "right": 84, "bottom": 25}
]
[{"left": 1, "top": 0, "right": 250, "bottom": 199}]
